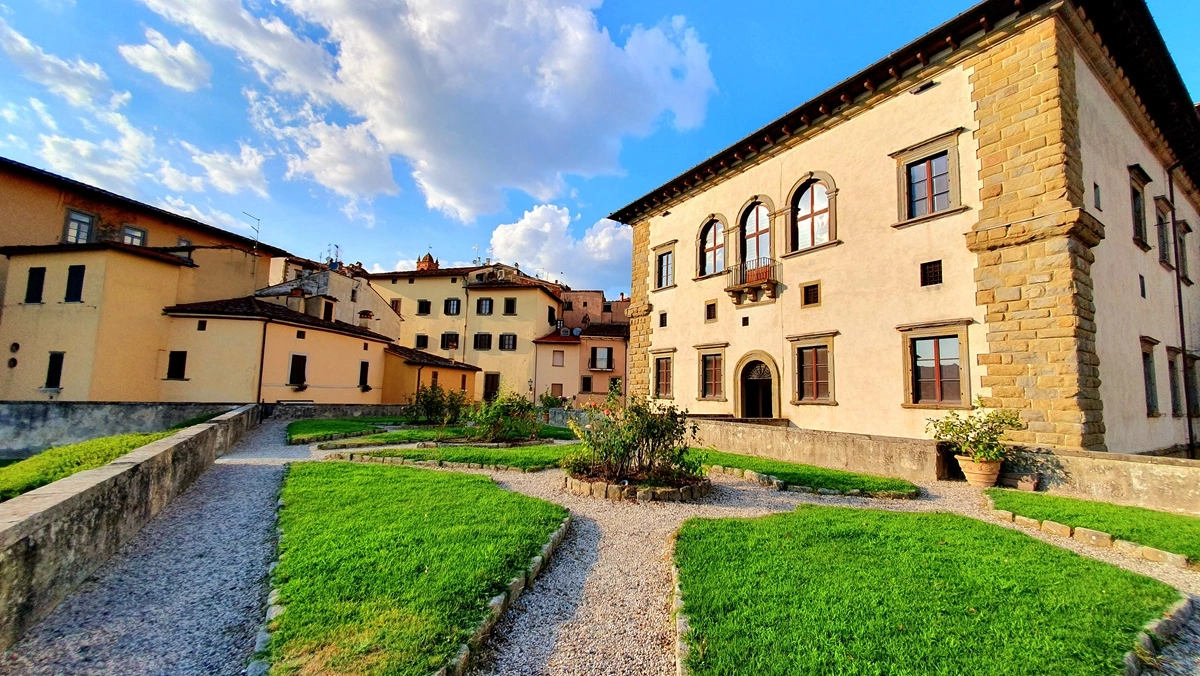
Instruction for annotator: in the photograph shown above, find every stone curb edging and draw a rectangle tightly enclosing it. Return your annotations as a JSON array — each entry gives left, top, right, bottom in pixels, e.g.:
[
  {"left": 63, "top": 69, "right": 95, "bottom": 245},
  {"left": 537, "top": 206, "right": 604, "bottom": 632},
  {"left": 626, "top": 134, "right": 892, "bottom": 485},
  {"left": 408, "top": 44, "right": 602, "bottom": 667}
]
[
  {"left": 704, "top": 464, "right": 920, "bottom": 500},
  {"left": 288, "top": 429, "right": 385, "bottom": 446},
  {"left": 246, "top": 489, "right": 286, "bottom": 676},
  {"left": 671, "top": 563, "right": 690, "bottom": 676},
  {"left": 317, "top": 438, "right": 555, "bottom": 451},
  {"left": 984, "top": 495, "right": 1194, "bottom": 570},
  {"left": 1123, "top": 595, "right": 1196, "bottom": 676},
  {"left": 562, "top": 476, "right": 713, "bottom": 503},
  {"left": 432, "top": 514, "right": 572, "bottom": 676},
  {"left": 324, "top": 452, "right": 555, "bottom": 473}
]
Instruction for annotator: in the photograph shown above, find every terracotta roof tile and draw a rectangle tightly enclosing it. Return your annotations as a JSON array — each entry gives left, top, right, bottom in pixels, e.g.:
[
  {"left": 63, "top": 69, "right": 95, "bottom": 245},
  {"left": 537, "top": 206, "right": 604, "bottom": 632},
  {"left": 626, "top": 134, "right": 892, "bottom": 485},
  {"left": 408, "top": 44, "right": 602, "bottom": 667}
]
[
  {"left": 163, "top": 296, "right": 394, "bottom": 342},
  {"left": 387, "top": 345, "right": 481, "bottom": 371}
]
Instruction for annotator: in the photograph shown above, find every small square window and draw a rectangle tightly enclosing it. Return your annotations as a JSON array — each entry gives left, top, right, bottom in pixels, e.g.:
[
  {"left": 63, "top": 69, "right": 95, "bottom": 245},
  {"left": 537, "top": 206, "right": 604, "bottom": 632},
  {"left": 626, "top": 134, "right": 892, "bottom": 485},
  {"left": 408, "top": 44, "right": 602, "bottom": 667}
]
[
  {"left": 441, "top": 333, "right": 460, "bottom": 350},
  {"left": 742, "top": 317, "right": 749, "bottom": 327},
  {"left": 363, "top": 342, "right": 368, "bottom": 351},
  {"left": 415, "top": 334, "right": 429, "bottom": 349},
  {"left": 705, "top": 302, "right": 717, "bottom": 322},
  {"left": 64, "top": 210, "right": 92, "bottom": 244},
  {"left": 499, "top": 334, "right": 517, "bottom": 351},
  {"left": 474, "top": 333, "right": 493, "bottom": 350},
  {"left": 659, "top": 312, "right": 668, "bottom": 328},
  {"left": 444, "top": 298, "right": 461, "bottom": 315},
  {"left": 408, "top": 278, "right": 415, "bottom": 284},
  {"left": 197, "top": 320, "right": 207, "bottom": 331},
  {"left": 417, "top": 300, "right": 432, "bottom": 315},
  {"left": 122, "top": 225, "right": 146, "bottom": 246},
  {"left": 603, "top": 303, "right": 612, "bottom": 313},
  {"left": 297, "top": 330, "right": 306, "bottom": 339},
  {"left": 920, "top": 260, "right": 943, "bottom": 287},
  {"left": 801, "top": 283, "right": 820, "bottom": 307},
  {"left": 581, "top": 376, "right": 593, "bottom": 393},
  {"left": 503, "top": 298, "right": 517, "bottom": 315}
]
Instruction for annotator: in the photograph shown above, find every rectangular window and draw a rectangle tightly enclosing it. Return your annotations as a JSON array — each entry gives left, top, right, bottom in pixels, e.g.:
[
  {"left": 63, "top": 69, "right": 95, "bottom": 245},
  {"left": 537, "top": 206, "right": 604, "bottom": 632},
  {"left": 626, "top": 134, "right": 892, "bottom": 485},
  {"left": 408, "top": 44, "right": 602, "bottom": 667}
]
[
  {"left": 391, "top": 299, "right": 402, "bottom": 314},
  {"left": 477, "top": 297, "right": 493, "bottom": 315},
  {"left": 473, "top": 333, "right": 492, "bottom": 350},
  {"left": 655, "top": 357, "right": 673, "bottom": 398},
  {"left": 166, "top": 351, "right": 187, "bottom": 380},
  {"left": 1130, "top": 166, "right": 1152, "bottom": 247},
  {"left": 350, "top": 289, "right": 358, "bottom": 302},
  {"left": 1186, "top": 356, "right": 1200, "bottom": 418},
  {"left": 1142, "top": 343, "right": 1159, "bottom": 416},
  {"left": 415, "top": 334, "right": 429, "bottom": 349},
  {"left": 24, "top": 267, "right": 45, "bottom": 304},
  {"left": 603, "top": 302, "right": 612, "bottom": 313},
  {"left": 701, "top": 354, "right": 723, "bottom": 399},
  {"left": 288, "top": 354, "right": 307, "bottom": 385},
  {"left": 563, "top": 301, "right": 573, "bottom": 311},
  {"left": 1157, "top": 207, "right": 1173, "bottom": 266},
  {"left": 461, "top": 374, "right": 467, "bottom": 392},
  {"left": 548, "top": 306, "right": 557, "bottom": 325},
  {"left": 440, "top": 332, "right": 460, "bottom": 350},
  {"left": 499, "top": 334, "right": 517, "bottom": 351},
  {"left": 431, "top": 371, "right": 439, "bottom": 386},
  {"left": 64, "top": 210, "right": 92, "bottom": 243},
  {"left": 197, "top": 320, "right": 207, "bottom": 331},
  {"left": 359, "top": 361, "right": 370, "bottom": 389},
  {"left": 551, "top": 383, "right": 564, "bottom": 398},
  {"left": 503, "top": 297, "right": 517, "bottom": 315},
  {"left": 122, "top": 225, "right": 146, "bottom": 246},
  {"left": 659, "top": 312, "right": 668, "bottom": 328},
  {"left": 1140, "top": 274, "right": 1147, "bottom": 299},
  {"left": 322, "top": 301, "right": 334, "bottom": 322},
  {"left": 1094, "top": 182, "right": 1102, "bottom": 210},
  {"left": 705, "top": 302, "right": 717, "bottom": 322},
  {"left": 920, "top": 260, "right": 943, "bottom": 287},
  {"left": 801, "top": 283, "right": 820, "bottom": 307},
  {"left": 906, "top": 152, "right": 951, "bottom": 219},
  {"left": 64, "top": 265, "right": 85, "bottom": 303},
  {"left": 797, "top": 346, "right": 830, "bottom": 401},
  {"left": 45, "top": 352, "right": 64, "bottom": 389},
  {"left": 417, "top": 300, "right": 432, "bottom": 315},
  {"left": 581, "top": 375, "right": 593, "bottom": 393},
  {"left": 444, "top": 298, "right": 461, "bottom": 315},
  {"left": 553, "top": 350, "right": 565, "bottom": 367},
  {"left": 656, "top": 251, "right": 675, "bottom": 288},
  {"left": 911, "top": 336, "right": 961, "bottom": 405},
  {"left": 590, "top": 346, "right": 614, "bottom": 370},
  {"left": 297, "top": 330, "right": 306, "bottom": 339},
  {"left": 484, "top": 373, "right": 501, "bottom": 401},
  {"left": 1178, "top": 227, "right": 1191, "bottom": 279},
  {"left": 1168, "top": 352, "right": 1183, "bottom": 418}
]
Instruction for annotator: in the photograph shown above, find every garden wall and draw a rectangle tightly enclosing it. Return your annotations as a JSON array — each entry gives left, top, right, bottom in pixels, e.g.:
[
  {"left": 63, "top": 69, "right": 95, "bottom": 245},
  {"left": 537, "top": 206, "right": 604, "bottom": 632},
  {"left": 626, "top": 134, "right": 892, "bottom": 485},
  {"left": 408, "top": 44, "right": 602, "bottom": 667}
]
[
  {"left": 262, "top": 403, "right": 410, "bottom": 420},
  {"left": 547, "top": 408, "right": 589, "bottom": 428},
  {"left": 0, "top": 401, "right": 238, "bottom": 459},
  {"left": 0, "top": 404, "right": 260, "bottom": 652}
]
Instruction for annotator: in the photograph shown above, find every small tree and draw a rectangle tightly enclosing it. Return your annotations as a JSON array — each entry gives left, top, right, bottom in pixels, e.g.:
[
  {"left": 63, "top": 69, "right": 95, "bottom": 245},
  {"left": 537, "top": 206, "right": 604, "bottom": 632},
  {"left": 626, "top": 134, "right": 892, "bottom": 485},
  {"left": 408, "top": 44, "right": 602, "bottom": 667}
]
[
  {"left": 567, "top": 389, "right": 699, "bottom": 483},
  {"left": 926, "top": 398, "right": 1023, "bottom": 462},
  {"left": 469, "top": 391, "right": 542, "bottom": 441}
]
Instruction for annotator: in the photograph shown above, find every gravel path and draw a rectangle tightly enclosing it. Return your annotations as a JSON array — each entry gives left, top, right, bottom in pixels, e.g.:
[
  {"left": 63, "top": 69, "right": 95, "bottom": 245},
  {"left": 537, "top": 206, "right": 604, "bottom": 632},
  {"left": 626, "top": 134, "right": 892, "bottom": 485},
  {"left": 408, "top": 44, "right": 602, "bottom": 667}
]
[{"left": 0, "top": 421, "right": 301, "bottom": 676}]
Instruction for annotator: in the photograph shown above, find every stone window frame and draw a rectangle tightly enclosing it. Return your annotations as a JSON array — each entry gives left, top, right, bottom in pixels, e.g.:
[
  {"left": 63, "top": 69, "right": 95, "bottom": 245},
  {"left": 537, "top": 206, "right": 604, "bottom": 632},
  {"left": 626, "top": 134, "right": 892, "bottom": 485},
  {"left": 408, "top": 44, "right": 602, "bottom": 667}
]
[
  {"left": 652, "top": 349, "right": 674, "bottom": 400},
  {"left": 652, "top": 239, "right": 677, "bottom": 291},
  {"left": 1129, "top": 164, "right": 1153, "bottom": 251},
  {"left": 897, "top": 318, "right": 973, "bottom": 410},
  {"left": 704, "top": 299, "right": 718, "bottom": 324},
  {"left": 787, "top": 331, "right": 838, "bottom": 406},
  {"left": 799, "top": 280, "right": 822, "bottom": 308},
  {"left": 1140, "top": 336, "right": 1160, "bottom": 417},
  {"left": 736, "top": 195, "right": 777, "bottom": 266},
  {"left": 890, "top": 128, "right": 968, "bottom": 229},
  {"left": 783, "top": 171, "right": 841, "bottom": 258},
  {"left": 1167, "top": 346, "right": 1184, "bottom": 418},
  {"left": 1155, "top": 196, "right": 1174, "bottom": 269},
  {"left": 695, "top": 216, "right": 730, "bottom": 280},
  {"left": 694, "top": 342, "right": 728, "bottom": 402}
]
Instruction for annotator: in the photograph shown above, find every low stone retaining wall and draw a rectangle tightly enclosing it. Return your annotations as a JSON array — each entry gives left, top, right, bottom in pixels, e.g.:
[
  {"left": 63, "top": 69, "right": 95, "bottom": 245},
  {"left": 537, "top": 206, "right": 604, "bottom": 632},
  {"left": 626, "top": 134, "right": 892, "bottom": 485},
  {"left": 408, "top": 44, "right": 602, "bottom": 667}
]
[
  {"left": 0, "top": 404, "right": 260, "bottom": 652},
  {"left": 263, "top": 403, "right": 411, "bottom": 420},
  {"left": 1006, "top": 447, "right": 1200, "bottom": 516},
  {"left": 563, "top": 476, "right": 713, "bottom": 503},
  {"left": 1124, "top": 596, "right": 1195, "bottom": 676},
  {"left": 0, "top": 401, "right": 239, "bottom": 459},
  {"left": 693, "top": 418, "right": 945, "bottom": 483}
]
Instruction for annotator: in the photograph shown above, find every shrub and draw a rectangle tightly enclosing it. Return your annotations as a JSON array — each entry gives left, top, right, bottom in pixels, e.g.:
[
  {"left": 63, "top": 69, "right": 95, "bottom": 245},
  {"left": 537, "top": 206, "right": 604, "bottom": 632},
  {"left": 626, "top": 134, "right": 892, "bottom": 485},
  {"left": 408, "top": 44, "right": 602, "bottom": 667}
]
[
  {"left": 926, "top": 398, "right": 1023, "bottom": 462},
  {"left": 410, "top": 383, "right": 467, "bottom": 425},
  {"left": 567, "top": 390, "right": 699, "bottom": 483},
  {"left": 538, "top": 389, "right": 566, "bottom": 410},
  {"left": 469, "top": 391, "right": 542, "bottom": 442}
]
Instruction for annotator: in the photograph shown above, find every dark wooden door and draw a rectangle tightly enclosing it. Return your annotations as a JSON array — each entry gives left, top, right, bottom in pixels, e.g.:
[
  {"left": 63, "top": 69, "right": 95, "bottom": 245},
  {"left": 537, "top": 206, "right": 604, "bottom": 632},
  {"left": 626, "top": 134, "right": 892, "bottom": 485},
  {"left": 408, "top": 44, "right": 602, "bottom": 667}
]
[
  {"left": 483, "top": 373, "right": 501, "bottom": 401},
  {"left": 741, "top": 361, "right": 773, "bottom": 418}
]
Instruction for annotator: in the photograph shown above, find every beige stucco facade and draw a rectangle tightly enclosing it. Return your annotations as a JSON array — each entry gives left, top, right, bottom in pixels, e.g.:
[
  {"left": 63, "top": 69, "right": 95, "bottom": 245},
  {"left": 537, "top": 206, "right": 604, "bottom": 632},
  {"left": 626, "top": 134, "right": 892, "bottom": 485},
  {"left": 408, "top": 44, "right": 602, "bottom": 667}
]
[
  {"left": 620, "top": 2, "right": 1200, "bottom": 456},
  {"left": 258, "top": 322, "right": 387, "bottom": 404}
]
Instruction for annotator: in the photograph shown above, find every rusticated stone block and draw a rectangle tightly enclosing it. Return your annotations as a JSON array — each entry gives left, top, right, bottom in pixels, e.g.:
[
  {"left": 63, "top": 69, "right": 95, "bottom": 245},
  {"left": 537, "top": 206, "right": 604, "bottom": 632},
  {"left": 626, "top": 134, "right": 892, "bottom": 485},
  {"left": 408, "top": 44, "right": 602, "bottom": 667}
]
[
  {"left": 1014, "top": 515, "right": 1040, "bottom": 529},
  {"left": 1141, "top": 547, "right": 1189, "bottom": 569},
  {"left": 992, "top": 509, "right": 1014, "bottom": 522},
  {"left": 636, "top": 489, "right": 654, "bottom": 502},
  {"left": 1073, "top": 527, "right": 1112, "bottom": 548},
  {"left": 1041, "top": 520, "right": 1071, "bottom": 538},
  {"left": 1113, "top": 539, "right": 1141, "bottom": 556}
]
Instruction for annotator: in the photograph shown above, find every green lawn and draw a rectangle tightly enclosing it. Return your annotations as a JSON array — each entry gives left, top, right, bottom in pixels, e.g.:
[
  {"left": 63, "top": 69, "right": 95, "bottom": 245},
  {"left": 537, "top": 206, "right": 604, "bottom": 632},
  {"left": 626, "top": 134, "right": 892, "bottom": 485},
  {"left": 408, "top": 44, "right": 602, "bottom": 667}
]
[
  {"left": 365, "top": 443, "right": 576, "bottom": 470},
  {"left": 323, "top": 425, "right": 577, "bottom": 448},
  {"left": 987, "top": 488, "right": 1200, "bottom": 561},
  {"left": 286, "top": 419, "right": 387, "bottom": 444},
  {"left": 700, "top": 449, "right": 919, "bottom": 497},
  {"left": 675, "top": 506, "right": 1179, "bottom": 676},
  {"left": 537, "top": 425, "right": 579, "bottom": 440},
  {"left": 0, "top": 431, "right": 174, "bottom": 502},
  {"left": 269, "top": 462, "right": 566, "bottom": 675}
]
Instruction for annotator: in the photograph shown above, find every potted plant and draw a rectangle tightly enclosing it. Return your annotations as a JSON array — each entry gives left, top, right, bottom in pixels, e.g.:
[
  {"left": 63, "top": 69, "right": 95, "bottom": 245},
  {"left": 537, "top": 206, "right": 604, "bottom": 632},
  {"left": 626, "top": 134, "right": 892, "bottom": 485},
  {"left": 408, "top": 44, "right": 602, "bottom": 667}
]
[{"left": 926, "top": 399, "right": 1022, "bottom": 488}]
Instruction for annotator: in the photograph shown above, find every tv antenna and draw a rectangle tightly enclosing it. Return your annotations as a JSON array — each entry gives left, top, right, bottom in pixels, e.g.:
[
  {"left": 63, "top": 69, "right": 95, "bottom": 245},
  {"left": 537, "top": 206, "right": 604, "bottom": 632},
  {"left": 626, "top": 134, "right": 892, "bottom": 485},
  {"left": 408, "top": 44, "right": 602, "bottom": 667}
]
[{"left": 242, "top": 211, "right": 261, "bottom": 251}]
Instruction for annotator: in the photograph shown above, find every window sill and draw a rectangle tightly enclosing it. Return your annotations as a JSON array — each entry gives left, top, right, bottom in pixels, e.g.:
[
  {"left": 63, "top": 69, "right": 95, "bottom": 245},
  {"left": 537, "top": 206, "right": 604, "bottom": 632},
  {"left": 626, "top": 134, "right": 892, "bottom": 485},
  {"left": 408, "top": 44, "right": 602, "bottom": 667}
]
[
  {"left": 692, "top": 271, "right": 729, "bottom": 282},
  {"left": 162, "top": 378, "right": 190, "bottom": 382},
  {"left": 891, "top": 205, "right": 970, "bottom": 230},
  {"left": 654, "top": 395, "right": 675, "bottom": 401},
  {"left": 502, "top": 313, "right": 517, "bottom": 316},
  {"left": 1160, "top": 261, "right": 1176, "bottom": 272},
  {"left": 781, "top": 239, "right": 843, "bottom": 260},
  {"left": 791, "top": 399, "right": 838, "bottom": 406},
  {"left": 38, "top": 387, "right": 62, "bottom": 394},
  {"left": 697, "top": 397, "right": 727, "bottom": 402},
  {"left": 651, "top": 284, "right": 677, "bottom": 293},
  {"left": 1147, "top": 412, "right": 1163, "bottom": 418},
  {"left": 901, "top": 402, "right": 972, "bottom": 411},
  {"left": 1133, "top": 237, "right": 1152, "bottom": 252},
  {"left": 1182, "top": 276, "right": 1194, "bottom": 286},
  {"left": 22, "top": 302, "right": 44, "bottom": 305}
]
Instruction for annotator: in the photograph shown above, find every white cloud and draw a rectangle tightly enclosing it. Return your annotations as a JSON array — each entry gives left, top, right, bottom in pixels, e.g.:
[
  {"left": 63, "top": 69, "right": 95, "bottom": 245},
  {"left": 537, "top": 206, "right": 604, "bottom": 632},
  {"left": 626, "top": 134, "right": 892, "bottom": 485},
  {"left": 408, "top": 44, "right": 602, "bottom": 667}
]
[
  {"left": 137, "top": 0, "right": 716, "bottom": 221},
  {"left": 159, "top": 195, "right": 250, "bottom": 232},
  {"left": 490, "top": 204, "right": 631, "bottom": 292},
  {"left": 0, "top": 104, "right": 20, "bottom": 124},
  {"left": 38, "top": 110, "right": 156, "bottom": 193},
  {"left": 156, "top": 160, "right": 205, "bottom": 192},
  {"left": 28, "top": 97, "right": 56, "bottom": 130},
  {"left": 2, "top": 134, "right": 28, "bottom": 150},
  {"left": 0, "top": 17, "right": 110, "bottom": 107},
  {"left": 119, "top": 29, "right": 212, "bottom": 92},
  {"left": 184, "top": 140, "right": 270, "bottom": 197}
]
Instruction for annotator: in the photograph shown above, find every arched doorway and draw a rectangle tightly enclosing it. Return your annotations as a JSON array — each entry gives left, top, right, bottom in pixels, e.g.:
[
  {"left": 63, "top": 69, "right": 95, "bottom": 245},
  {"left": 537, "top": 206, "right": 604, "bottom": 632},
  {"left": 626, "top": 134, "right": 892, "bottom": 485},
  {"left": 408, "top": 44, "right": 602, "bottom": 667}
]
[{"left": 741, "top": 360, "right": 774, "bottom": 418}]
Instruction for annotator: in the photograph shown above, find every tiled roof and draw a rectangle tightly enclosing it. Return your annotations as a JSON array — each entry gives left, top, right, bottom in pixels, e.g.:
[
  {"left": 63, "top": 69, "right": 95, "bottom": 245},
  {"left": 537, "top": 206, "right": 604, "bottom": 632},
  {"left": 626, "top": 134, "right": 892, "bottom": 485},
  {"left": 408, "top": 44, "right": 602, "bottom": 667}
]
[
  {"left": 163, "top": 296, "right": 394, "bottom": 342},
  {"left": 0, "top": 242, "right": 199, "bottom": 267},
  {"left": 0, "top": 156, "right": 290, "bottom": 256},
  {"left": 534, "top": 330, "right": 581, "bottom": 344},
  {"left": 469, "top": 278, "right": 564, "bottom": 298},
  {"left": 366, "top": 266, "right": 482, "bottom": 279},
  {"left": 387, "top": 345, "right": 482, "bottom": 371},
  {"left": 581, "top": 323, "right": 630, "bottom": 339}
]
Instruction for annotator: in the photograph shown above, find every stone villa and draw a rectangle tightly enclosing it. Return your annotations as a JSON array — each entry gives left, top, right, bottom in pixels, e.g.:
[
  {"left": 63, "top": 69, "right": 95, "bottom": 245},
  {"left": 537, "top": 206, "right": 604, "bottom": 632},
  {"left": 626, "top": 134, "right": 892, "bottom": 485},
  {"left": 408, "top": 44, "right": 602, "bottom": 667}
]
[{"left": 613, "top": 0, "right": 1200, "bottom": 457}]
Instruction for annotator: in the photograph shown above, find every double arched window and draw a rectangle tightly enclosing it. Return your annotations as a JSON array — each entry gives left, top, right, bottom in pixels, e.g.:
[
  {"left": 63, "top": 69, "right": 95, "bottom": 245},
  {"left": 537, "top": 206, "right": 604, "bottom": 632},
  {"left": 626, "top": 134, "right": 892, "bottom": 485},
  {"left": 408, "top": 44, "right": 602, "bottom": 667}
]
[
  {"left": 699, "top": 220, "right": 724, "bottom": 276},
  {"left": 742, "top": 203, "right": 771, "bottom": 265}
]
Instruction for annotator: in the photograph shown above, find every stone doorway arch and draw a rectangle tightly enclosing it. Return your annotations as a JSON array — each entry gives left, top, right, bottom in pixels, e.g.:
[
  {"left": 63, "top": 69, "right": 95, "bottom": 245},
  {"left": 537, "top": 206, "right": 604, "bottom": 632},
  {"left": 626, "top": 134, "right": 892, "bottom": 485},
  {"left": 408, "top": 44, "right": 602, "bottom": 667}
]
[{"left": 733, "top": 351, "right": 781, "bottom": 419}]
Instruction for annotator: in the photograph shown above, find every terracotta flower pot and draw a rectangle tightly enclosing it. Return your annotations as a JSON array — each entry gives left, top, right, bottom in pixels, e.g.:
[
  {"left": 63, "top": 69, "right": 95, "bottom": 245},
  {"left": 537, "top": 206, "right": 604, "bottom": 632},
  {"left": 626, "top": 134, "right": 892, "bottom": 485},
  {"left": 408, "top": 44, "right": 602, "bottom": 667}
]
[{"left": 956, "top": 455, "right": 1002, "bottom": 488}]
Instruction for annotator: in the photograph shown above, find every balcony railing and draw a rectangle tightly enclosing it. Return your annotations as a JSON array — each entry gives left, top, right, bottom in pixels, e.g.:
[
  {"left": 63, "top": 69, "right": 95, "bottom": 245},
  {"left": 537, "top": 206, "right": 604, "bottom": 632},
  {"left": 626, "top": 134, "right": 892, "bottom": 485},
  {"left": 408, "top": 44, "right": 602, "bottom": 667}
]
[
  {"left": 724, "top": 258, "right": 780, "bottom": 304},
  {"left": 588, "top": 358, "right": 614, "bottom": 372}
]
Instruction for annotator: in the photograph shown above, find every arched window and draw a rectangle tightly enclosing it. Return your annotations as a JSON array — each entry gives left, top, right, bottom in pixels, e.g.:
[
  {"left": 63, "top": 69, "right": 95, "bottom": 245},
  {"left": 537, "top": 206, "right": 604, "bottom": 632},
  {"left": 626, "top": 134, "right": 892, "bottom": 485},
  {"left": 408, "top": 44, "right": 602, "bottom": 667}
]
[
  {"left": 792, "top": 181, "right": 830, "bottom": 252},
  {"left": 700, "top": 221, "right": 724, "bottom": 276},
  {"left": 742, "top": 203, "right": 771, "bottom": 265}
]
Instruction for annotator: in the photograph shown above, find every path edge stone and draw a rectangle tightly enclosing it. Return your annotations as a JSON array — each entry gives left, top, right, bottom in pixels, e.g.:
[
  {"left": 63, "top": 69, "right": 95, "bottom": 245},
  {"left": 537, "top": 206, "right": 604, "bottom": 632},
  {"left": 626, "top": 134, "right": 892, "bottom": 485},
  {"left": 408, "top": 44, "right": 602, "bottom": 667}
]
[
  {"left": 671, "top": 562, "right": 690, "bottom": 676},
  {"left": 325, "top": 453, "right": 555, "bottom": 474},
  {"left": 1123, "top": 594, "right": 1196, "bottom": 676}
]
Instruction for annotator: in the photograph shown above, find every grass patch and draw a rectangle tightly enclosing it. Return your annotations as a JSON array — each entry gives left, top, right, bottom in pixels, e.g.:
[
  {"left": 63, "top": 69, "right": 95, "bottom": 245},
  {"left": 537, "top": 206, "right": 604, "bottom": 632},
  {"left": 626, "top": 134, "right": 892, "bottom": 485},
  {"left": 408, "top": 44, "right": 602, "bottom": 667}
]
[
  {"left": 0, "top": 431, "right": 174, "bottom": 502},
  {"left": 170, "top": 410, "right": 228, "bottom": 429},
  {"left": 325, "top": 425, "right": 578, "bottom": 448},
  {"left": 367, "top": 444, "right": 575, "bottom": 470},
  {"left": 270, "top": 462, "right": 566, "bottom": 675},
  {"left": 699, "top": 449, "right": 919, "bottom": 496},
  {"left": 286, "top": 419, "right": 388, "bottom": 444},
  {"left": 675, "top": 505, "right": 1179, "bottom": 676},
  {"left": 537, "top": 425, "right": 578, "bottom": 440},
  {"left": 986, "top": 488, "right": 1200, "bottom": 561}
]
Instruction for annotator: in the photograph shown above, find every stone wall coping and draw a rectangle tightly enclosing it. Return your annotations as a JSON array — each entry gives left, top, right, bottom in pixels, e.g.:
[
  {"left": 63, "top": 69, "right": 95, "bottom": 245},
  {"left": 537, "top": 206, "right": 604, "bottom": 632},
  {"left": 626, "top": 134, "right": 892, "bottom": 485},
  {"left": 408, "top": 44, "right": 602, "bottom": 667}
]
[
  {"left": 1011, "top": 445, "right": 1200, "bottom": 469},
  {"left": 696, "top": 418, "right": 939, "bottom": 448}
]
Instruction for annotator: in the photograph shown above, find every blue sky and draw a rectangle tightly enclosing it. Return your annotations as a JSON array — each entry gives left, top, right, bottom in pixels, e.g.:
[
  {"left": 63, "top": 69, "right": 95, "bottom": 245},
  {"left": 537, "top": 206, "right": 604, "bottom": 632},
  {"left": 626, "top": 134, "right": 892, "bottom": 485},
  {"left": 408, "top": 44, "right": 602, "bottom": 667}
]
[{"left": 0, "top": 0, "right": 1196, "bottom": 295}]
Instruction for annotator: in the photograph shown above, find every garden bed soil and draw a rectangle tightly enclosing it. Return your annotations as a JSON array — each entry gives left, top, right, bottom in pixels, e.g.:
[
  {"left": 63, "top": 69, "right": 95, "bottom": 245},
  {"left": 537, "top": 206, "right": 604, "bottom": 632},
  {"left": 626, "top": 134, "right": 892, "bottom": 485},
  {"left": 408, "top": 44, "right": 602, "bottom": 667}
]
[{"left": 563, "top": 474, "right": 713, "bottom": 503}]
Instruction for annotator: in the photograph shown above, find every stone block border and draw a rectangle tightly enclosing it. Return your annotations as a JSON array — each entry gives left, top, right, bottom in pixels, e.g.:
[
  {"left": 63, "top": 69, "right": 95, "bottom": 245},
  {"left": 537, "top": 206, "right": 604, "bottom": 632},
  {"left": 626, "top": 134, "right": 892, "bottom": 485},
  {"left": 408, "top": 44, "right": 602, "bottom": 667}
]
[
  {"left": 671, "top": 563, "right": 691, "bottom": 676},
  {"left": 1122, "top": 595, "right": 1196, "bottom": 676},
  {"left": 289, "top": 429, "right": 382, "bottom": 445},
  {"left": 563, "top": 475, "right": 713, "bottom": 503},
  {"left": 704, "top": 464, "right": 920, "bottom": 500},
  {"left": 317, "top": 437, "right": 550, "bottom": 451},
  {"left": 985, "top": 495, "right": 1194, "bottom": 570},
  {"left": 324, "top": 452, "right": 556, "bottom": 473}
]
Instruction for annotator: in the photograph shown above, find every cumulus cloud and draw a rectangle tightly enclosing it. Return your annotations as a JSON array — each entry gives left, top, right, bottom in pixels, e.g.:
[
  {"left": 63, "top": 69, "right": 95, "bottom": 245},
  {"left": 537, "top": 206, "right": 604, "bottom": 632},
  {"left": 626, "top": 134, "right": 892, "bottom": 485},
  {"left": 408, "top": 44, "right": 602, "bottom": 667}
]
[
  {"left": 184, "top": 140, "right": 269, "bottom": 197},
  {"left": 38, "top": 109, "right": 156, "bottom": 193},
  {"left": 156, "top": 160, "right": 205, "bottom": 192},
  {"left": 159, "top": 195, "right": 250, "bottom": 232},
  {"left": 118, "top": 29, "right": 212, "bottom": 91},
  {"left": 0, "top": 17, "right": 110, "bottom": 107},
  {"left": 490, "top": 204, "right": 631, "bottom": 292},
  {"left": 137, "top": 0, "right": 716, "bottom": 221}
]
